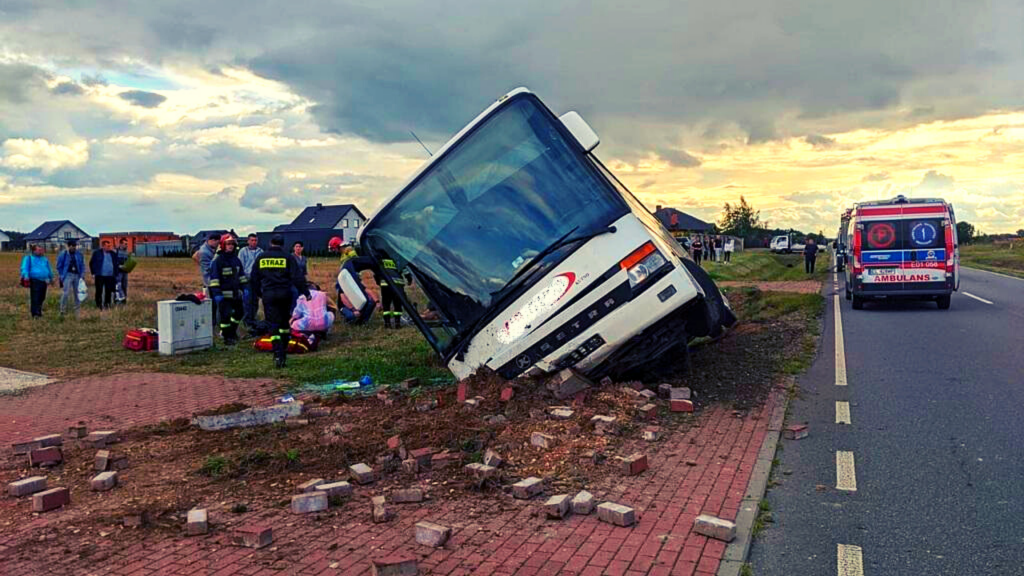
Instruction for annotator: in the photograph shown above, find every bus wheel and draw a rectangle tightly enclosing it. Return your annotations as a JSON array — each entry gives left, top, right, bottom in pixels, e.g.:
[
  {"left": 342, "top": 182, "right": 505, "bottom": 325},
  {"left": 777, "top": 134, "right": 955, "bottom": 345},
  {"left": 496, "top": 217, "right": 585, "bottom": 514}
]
[
  {"left": 852, "top": 295, "right": 864, "bottom": 310},
  {"left": 937, "top": 295, "right": 951, "bottom": 310}
]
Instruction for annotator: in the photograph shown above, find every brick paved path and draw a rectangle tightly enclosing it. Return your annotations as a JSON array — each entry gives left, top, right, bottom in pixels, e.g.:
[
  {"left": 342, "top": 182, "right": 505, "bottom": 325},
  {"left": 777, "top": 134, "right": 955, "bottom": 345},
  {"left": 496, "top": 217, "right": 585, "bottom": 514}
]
[
  {"left": 0, "top": 372, "right": 278, "bottom": 447},
  {"left": 0, "top": 376, "right": 784, "bottom": 576}
]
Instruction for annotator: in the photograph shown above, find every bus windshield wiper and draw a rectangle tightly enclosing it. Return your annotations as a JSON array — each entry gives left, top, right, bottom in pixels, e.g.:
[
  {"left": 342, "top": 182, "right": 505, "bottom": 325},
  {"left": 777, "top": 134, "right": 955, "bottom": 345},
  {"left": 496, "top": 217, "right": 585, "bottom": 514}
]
[
  {"left": 496, "top": 225, "right": 617, "bottom": 296},
  {"left": 450, "top": 225, "right": 617, "bottom": 362}
]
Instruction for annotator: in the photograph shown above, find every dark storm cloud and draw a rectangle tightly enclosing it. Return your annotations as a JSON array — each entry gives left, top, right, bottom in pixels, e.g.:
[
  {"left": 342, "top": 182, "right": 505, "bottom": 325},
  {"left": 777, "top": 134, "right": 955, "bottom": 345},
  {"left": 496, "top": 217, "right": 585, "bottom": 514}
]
[
  {"left": 653, "top": 147, "right": 702, "bottom": 168},
  {"left": 805, "top": 134, "right": 837, "bottom": 149},
  {"left": 119, "top": 90, "right": 167, "bottom": 108},
  {"left": 0, "top": 62, "right": 50, "bottom": 103}
]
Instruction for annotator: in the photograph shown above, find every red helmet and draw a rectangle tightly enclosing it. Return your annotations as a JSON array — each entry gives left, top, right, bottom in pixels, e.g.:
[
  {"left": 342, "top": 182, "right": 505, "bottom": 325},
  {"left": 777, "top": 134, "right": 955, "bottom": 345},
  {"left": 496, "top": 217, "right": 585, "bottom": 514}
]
[
  {"left": 328, "top": 236, "right": 344, "bottom": 251},
  {"left": 220, "top": 234, "right": 237, "bottom": 251}
]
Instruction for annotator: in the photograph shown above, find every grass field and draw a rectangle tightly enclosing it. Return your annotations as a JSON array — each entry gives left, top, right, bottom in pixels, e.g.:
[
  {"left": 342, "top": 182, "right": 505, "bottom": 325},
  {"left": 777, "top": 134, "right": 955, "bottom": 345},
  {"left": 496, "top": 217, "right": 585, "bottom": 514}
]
[
  {"left": 959, "top": 243, "right": 1024, "bottom": 278},
  {"left": 0, "top": 252, "right": 450, "bottom": 386},
  {"left": 704, "top": 248, "right": 830, "bottom": 282}
]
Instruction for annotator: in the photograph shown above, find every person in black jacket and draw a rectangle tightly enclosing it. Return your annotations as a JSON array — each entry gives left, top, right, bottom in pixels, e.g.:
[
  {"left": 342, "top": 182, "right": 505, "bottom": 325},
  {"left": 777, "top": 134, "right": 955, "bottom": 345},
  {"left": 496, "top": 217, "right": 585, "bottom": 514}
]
[
  {"left": 208, "top": 235, "right": 248, "bottom": 345},
  {"left": 89, "top": 239, "right": 121, "bottom": 309},
  {"left": 804, "top": 237, "right": 818, "bottom": 273},
  {"left": 250, "top": 235, "right": 310, "bottom": 368}
]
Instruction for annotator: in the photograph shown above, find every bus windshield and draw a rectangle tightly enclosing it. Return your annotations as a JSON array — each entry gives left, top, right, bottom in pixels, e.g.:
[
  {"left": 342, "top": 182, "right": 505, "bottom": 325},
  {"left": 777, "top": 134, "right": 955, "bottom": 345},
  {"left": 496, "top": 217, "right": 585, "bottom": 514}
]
[{"left": 362, "top": 94, "right": 627, "bottom": 352}]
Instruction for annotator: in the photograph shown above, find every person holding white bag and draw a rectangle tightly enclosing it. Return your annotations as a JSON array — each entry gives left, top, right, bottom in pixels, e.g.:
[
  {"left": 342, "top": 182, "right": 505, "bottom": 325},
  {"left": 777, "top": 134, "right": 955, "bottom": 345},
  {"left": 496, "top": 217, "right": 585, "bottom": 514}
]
[{"left": 56, "top": 239, "right": 85, "bottom": 317}]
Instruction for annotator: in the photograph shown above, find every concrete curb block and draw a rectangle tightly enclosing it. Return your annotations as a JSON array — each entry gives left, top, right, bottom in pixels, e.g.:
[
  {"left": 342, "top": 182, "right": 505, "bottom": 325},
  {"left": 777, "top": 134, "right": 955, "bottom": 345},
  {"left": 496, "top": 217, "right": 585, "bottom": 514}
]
[
  {"left": 191, "top": 402, "right": 304, "bottom": 431},
  {"left": 717, "top": 385, "right": 789, "bottom": 576}
]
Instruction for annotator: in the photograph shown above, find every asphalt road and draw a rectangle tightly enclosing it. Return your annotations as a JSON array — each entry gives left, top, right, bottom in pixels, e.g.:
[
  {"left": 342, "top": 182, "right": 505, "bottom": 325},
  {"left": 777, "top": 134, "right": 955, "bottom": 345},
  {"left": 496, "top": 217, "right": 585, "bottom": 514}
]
[{"left": 748, "top": 266, "right": 1024, "bottom": 576}]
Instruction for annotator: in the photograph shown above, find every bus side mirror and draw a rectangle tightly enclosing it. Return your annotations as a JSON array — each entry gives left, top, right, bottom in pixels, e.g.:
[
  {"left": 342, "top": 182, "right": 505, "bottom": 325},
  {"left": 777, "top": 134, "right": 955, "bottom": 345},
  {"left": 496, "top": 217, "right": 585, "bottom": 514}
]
[{"left": 559, "top": 111, "right": 600, "bottom": 152}]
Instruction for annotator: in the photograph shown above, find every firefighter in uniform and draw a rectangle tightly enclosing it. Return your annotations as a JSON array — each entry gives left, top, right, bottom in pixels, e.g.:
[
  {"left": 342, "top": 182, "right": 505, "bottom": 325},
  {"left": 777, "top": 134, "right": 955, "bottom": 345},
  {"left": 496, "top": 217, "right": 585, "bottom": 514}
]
[
  {"left": 375, "top": 253, "right": 409, "bottom": 329},
  {"left": 251, "top": 235, "right": 309, "bottom": 368},
  {"left": 208, "top": 234, "right": 247, "bottom": 345}
]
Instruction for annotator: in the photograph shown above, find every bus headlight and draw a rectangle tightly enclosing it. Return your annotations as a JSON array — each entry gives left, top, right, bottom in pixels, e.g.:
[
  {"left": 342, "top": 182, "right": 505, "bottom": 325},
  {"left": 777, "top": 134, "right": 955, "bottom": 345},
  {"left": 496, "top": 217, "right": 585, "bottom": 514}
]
[{"left": 620, "top": 242, "right": 668, "bottom": 289}]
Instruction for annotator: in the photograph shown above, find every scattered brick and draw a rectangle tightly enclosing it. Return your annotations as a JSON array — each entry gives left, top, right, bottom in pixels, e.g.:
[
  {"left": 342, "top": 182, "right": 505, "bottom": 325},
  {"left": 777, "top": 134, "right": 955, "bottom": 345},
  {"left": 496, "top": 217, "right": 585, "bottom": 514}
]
[
  {"left": 620, "top": 453, "right": 649, "bottom": 476},
  {"left": 8, "top": 476, "right": 47, "bottom": 497},
  {"left": 571, "top": 490, "right": 595, "bottom": 515},
  {"left": 544, "top": 494, "right": 571, "bottom": 519},
  {"left": 370, "top": 554, "right": 418, "bottom": 576},
  {"left": 387, "top": 435, "right": 402, "bottom": 450},
  {"left": 305, "top": 406, "right": 332, "bottom": 418},
  {"left": 401, "top": 459, "right": 418, "bottom": 475},
  {"left": 621, "top": 387, "right": 643, "bottom": 400},
  {"left": 547, "top": 407, "right": 574, "bottom": 419},
  {"left": 66, "top": 425, "right": 88, "bottom": 439},
  {"left": 186, "top": 508, "right": 208, "bottom": 536},
  {"left": 319, "top": 481, "right": 354, "bottom": 499},
  {"left": 291, "top": 491, "right": 328, "bottom": 514},
  {"left": 415, "top": 521, "right": 451, "bottom": 547},
  {"left": 500, "top": 387, "right": 514, "bottom": 402},
  {"left": 29, "top": 447, "right": 62, "bottom": 467},
  {"left": 784, "top": 424, "right": 809, "bottom": 440},
  {"left": 693, "top": 514, "right": 737, "bottom": 542},
  {"left": 399, "top": 377, "right": 420, "bottom": 390},
  {"left": 230, "top": 524, "right": 272, "bottom": 549},
  {"left": 33, "top": 487, "right": 69, "bottom": 512},
  {"left": 297, "top": 478, "right": 325, "bottom": 493},
  {"left": 409, "top": 447, "right": 435, "bottom": 468},
  {"left": 670, "top": 399, "right": 695, "bottom": 413},
  {"left": 638, "top": 389, "right": 657, "bottom": 400},
  {"left": 456, "top": 381, "right": 467, "bottom": 403},
  {"left": 658, "top": 383, "right": 673, "bottom": 398},
  {"left": 83, "top": 430, "right": 118, "bottom": 449},
  {"left": 546, "top": 368, "right": 592, "bottom": 400},
  {"left": 430, "top": 452, "right": 460, "bottom": 469},
  {"left": 530, "top": 432, "right": 557, "bottom": 450},
  {"left": 671, "top": 386, "right": 692, "bottom": 400},
  {"left": 629, "top": 381, "right": 646, "bottom": 391},
  {"left": 124, "top": 511, "right": 149, "bottom": 527},
  {"left": 591, "top": 414, "right": 620, "bottom": 435},
  {"left": 483, "top": 449, "right": 504, "bottom": 468},
  {"left": 12, "top": 439, "right": 42, "bottom": 455},
  {"left": 349, "top": 463, "right": 375, "bottom": 485},
  {"left": 638, "top": 403, "right": 658, "bottom": 421},
  {"left": 464, "top": 463, "right": 497, "bottom": 486},
  {"left": 642, "top": 426, "right": 662, "bottom": 441},
  {"left": 33, "top": 434, "right": 62, "bottom": 448},
  {"left": 597, "top": 502, "right": 636, "bottom": 526},
  {"left": 372, "top": 495, "right": 391, "bottom": 523},
  {"left": 94, "top": 450, "right": 111, "bottom": 471},
  {"left": 512, "top": 477, "right": 543, "bottom": 499},
  {"left": 285, "top": 417, "right": 309, "bottom": 427},
  {"left": 392, "top": 488, "right": 425, "bottom": 503},
  {"left": 91, "top": 471, "right": 118, "bottom": 491}
]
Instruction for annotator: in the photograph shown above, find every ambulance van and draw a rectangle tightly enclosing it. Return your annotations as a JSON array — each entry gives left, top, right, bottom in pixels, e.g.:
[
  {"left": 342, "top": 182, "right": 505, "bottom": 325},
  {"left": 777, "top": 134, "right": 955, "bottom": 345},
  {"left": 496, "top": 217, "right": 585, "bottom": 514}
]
[{"left": 844, "top": 195, "right": 959, "bottom": 309}]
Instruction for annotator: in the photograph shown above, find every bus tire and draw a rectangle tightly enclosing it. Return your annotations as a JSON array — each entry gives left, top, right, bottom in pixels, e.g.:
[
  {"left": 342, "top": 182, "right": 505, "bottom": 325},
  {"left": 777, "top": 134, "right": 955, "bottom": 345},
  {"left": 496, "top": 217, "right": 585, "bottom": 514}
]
[
  {"left": 937, "top": 295, "right": 951, "bottom": 309},
  {"left": 852, "top": 295, "right": 864, "bottom": 310}
]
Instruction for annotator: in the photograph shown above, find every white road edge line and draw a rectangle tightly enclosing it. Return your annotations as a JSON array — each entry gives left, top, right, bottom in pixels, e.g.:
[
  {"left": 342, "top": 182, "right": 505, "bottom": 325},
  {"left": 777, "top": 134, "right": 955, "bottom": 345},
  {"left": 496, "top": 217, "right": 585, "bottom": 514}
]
[
  {"left": 836, "top": 401, "right": 851, "bottom": 425},
  {"left": 962, "top": 291, "right": 994, "bottom": 305},
  {"left": 836, "top": 451, "right": 857, "bottom": 492},
  {"left": 963, "top": 266, "right": 1024, "bottom": 282},
  {"left": 837, "top": 544, "right": 865, "bottom": 576},
  {"left": 834, "top": 292, "right": 847, "bottom": 387}
]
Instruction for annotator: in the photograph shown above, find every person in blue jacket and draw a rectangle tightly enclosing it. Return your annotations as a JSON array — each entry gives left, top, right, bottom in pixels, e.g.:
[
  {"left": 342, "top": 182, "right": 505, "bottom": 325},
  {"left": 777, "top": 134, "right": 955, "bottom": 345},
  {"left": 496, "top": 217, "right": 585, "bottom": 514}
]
[
  {"left": 20, "top": 244, "right": 55, "bottom": 318},
  {"left": 56, "top": 239, "right": 86, "bottom": 317}
]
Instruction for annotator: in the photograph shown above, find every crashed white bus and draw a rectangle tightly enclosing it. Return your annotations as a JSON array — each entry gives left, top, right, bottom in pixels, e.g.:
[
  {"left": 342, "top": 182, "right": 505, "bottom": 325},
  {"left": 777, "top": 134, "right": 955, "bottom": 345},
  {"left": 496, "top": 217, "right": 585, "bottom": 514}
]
[{"left": 358, "top": 88, "right": 735, "bottom": 381}]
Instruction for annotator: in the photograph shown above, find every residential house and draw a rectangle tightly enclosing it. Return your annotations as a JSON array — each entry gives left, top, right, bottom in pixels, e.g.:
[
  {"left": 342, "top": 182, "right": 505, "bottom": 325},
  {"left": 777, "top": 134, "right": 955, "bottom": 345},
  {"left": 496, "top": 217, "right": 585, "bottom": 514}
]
[
  {"left": 653, "top": 206, "right": 713, "bottom": 238},
  {"left": 259, "top": 203, "right": 367, "bottom": 254},
  {"left": 188, "top": 229, "right": 235, "bottom": 253},
  {"left": 0, "top": 231, "right": 10, "bottom": 251},
  {"left": 23, "top": 220, "right": 93, "bottom": 252},
  {"left": 100, "top": 231, "right": 179, "bottom": 253}
]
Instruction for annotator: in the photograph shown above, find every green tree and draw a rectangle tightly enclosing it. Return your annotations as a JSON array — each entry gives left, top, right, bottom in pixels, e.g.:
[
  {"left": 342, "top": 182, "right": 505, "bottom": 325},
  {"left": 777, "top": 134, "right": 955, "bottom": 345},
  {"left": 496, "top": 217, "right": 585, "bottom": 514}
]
[
  {"left": 719, "top": 196, "right": 762, "bottom": 238},
  {"left": 1016, "top": 229, "right": 1024, "bottom": 238},
  {"left": 956, "top": 221, "right": 975, "bottom": 244}
]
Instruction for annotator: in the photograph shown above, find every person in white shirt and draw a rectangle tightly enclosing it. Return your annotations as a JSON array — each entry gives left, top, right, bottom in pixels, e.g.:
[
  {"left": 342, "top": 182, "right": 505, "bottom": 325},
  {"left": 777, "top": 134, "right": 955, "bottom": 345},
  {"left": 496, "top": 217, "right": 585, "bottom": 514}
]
[{"left": 724, "top": 237, "right": 735, "bottom": 263}]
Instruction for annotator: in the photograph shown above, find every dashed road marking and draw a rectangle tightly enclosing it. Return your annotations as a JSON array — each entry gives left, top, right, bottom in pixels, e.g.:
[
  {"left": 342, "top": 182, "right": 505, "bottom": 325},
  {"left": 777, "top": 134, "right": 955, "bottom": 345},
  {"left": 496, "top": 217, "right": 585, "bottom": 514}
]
[
  {"left": 836, "top": 451, "right": 857, "bottom": 491},
  {"left": 834, "top": 293, "right": 847, "bottom": 387},
  {"left": 837, "top": 544, "right": 864, "bottom": 576},
  {"left": 836, "top": 401, "right": 851, "bottom": 425},
  {"left": 962, "top": 291, "right": 993, "bottom": 305}
]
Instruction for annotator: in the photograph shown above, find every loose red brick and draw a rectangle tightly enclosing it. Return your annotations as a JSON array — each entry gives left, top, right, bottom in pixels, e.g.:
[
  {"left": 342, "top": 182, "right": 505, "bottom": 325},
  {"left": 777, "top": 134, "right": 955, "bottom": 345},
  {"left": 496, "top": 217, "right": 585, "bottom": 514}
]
[
  {"left": 186, "top": 509, "right": 208, "bottom": 536},
  {"left": 391, "top": 488, "right": 424, "bottom": 503},
  {"left": 620, "top": 453, "right": 648, "bottom": 476},
  {"left": 409, "top": 447, "right": 435, "bottom": 468},
  {"left": 387, "top": 435, "right": 402, "bottom": 450},
  {"left": 456, "top": 382, "right": 467, "bottom": 403},
  {"left": 670, "top": 399, "right": 694, "bottom": 413},
  {"left": 29, "top": 447, "right": 62, "bottom": 467},
  {"left": 8, "top": 476, "right": 47, "bottom": 497},
  {"left": 500, "top": 387, "right": 514, "bottom": 402},
  {"left": 12, "top": 439, "right": 42, "bottom": 455},
  {"left": 430, "top": 452, "right": 460, "bottom": 469},
  {"left": 784, "top": 424, "right": 809, "bottom": 440},
  {"left": 230, "top": 524, "right": 272, "bottom": 548},
  {"left": 638, "top": 403, "right": 658, "bottom": 421},
  {"left": 33, "top": 434, "right": 63, "bottom": 448},
  {"left": 370, "top": 554, "right": 418, "bottom": 576},
  {"left": 297, "top": 478, "right": 325, "bottom": 492},
  {"left": 33, "top": 487, "right": 69, "bottom": 512}
]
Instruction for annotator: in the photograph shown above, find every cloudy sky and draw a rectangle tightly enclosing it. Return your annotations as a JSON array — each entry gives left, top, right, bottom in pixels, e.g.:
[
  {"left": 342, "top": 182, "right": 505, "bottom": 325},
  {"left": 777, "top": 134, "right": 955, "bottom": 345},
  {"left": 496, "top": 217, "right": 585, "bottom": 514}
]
[{"left": 2, "top": 0, "right": 1023, "bottom": 238}]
